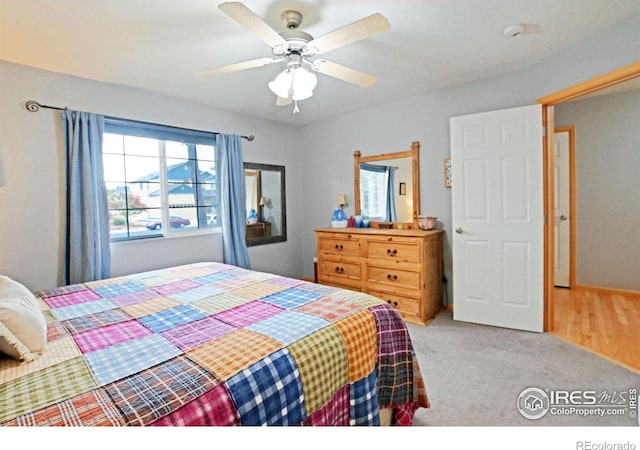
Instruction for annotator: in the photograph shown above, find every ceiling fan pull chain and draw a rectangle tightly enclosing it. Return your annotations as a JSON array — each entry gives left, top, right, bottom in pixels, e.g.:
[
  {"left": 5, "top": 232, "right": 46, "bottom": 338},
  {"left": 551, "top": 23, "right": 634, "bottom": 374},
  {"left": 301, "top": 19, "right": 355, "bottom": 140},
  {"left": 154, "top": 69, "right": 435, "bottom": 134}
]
[{"left": 293, "top": 100, "right": 300, "bottom": 114}]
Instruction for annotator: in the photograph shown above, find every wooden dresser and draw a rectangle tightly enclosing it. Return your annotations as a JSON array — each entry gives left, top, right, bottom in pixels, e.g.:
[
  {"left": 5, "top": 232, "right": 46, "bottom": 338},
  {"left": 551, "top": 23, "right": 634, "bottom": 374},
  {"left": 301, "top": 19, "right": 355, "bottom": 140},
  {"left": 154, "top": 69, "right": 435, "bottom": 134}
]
[{"left": 315, "top": 227, "right": 443, "bottom": 325}]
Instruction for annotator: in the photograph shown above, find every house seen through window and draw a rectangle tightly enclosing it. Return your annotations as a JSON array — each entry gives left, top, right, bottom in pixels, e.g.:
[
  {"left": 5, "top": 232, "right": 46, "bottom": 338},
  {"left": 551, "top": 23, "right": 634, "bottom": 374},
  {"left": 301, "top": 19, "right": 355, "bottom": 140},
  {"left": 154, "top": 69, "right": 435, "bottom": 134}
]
[{"left": 102, "top": 119, "right": 219, "bottom": 241}]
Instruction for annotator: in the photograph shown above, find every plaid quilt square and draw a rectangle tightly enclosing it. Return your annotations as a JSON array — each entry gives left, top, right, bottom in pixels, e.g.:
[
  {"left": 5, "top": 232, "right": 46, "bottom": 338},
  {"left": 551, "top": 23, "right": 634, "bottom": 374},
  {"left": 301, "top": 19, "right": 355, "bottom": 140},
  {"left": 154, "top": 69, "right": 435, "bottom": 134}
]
[
  {"left": 191, "top": 271, "right": 236, "bottom": 285},
  {"left": 329, "top": 289, "right": 387, "bottom": 307},
  {"left": 120, "top": 296, "right": 180, "bottom": 318},
  {"left": 42, "top": 289, "right": 102, "bottom": 309},
  {"left": 186, "top": 329, "right": 282, "bottom": 381},
  {"left": 369, "top": 305, "right": 413, "bottom": 357},
  {"left": 260, "top": 288, "right": 323, "bottom": 309},
  {"left": 0, "top": 357, "right": 97, "bottom": 424},
  {"left": 265, "top": 276, "right": 306, "bottom": 288},
  {"left": 225, "top": 348, "right": 305, "bottom": 426},
  {"left": 152, "top": 279, "right": 203, "bottom": 296},
  {"left": 92, "top": 281, "right": 148, "bottom": 298},
  {"left": 150, "top": 384, "right": 240, "bottom": 426},
  {"left": 213, "top": 300, "right": 284, "bottom": 328},
  {"left": 302, "top": 385, "right": 350, "bottom": 426},
  {"left": 138, "top": 304, "right": 209, "bottom": 333},
  {"left": 61, "top": 308, "right": 132, "bottom": 334},
  {"left": 0, "top": 336, "right": 81, "bottom": 384},
  {"left": 84, "top": 334, "right": 181, "bottom": 386},
  {"left": 377, "top": 356, "right": 428, "bottom": 408},
  {"left": 109, "top": 289, "right": 159, "bottom": 307},
  {"left": 161, "top": 316, "right": 236, "bottom": 352},
  {"left": 105, "top": 355, "right": 219, "bottom": 426},
  {"left": 333, "top": 310, "right": 378, "bottom": 383},
  {"left": 72, "top": 320, "right": 153, "bottom": 353},
  {"left": 246, "top": 310, "right": 329, "bottom": 345},
  {"left": 350, "top": 370, "right": 380, "bottom": 426},
  {"left": 50, "top": 298, "right": 117, "bottom": 321},
  {"left": 287, "top": 324, "right": 349, "bottom": 414},
  {"left": 229, "top": 281, "right": 289, "bottom": 301},
  {"left": 190, "top": 291, "right": 252, "bottom": 315},
  {"left": 3, "top": 388, "right": 126, "bottom": 426},
  {"left": 295, "top": 297, "right": 362, "bottom": 322},
  {"left": 168, "top": 285, "right": 225, "bottom": 304}
]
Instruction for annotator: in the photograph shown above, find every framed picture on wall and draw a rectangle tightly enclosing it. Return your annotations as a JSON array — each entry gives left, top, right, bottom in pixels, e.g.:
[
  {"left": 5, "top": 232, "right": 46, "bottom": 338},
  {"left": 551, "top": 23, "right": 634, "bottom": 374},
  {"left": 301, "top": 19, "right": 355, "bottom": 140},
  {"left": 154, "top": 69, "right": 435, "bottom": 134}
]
[{"left": 444, "top": 158, "right": 452, "bottom": 188}]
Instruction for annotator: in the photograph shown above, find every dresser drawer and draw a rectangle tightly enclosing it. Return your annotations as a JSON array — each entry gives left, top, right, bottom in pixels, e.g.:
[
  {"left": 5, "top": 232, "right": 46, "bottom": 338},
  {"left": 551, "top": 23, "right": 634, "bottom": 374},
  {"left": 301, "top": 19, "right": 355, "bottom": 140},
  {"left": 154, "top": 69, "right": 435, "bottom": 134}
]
[
  {"left": 366, "top": 264, "right": 420, "bottom": 291},
  {"left": 366, "top": 240, "right": 420, "bottom": 262},
  {"left": 318, "top": 236, "right": 361, "bottom": 256},
  {"left": 317, "top": 258, "right": 361, "bottom": 288},
  {"left": 369, "top": 290, "right": 421, "bottom": 320}
]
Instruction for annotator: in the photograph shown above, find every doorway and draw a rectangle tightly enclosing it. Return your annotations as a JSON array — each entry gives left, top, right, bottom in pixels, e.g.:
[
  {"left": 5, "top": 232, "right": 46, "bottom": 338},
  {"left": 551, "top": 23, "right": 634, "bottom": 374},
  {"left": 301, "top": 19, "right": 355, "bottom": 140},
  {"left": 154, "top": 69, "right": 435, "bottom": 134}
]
[{"left": 537, "top": 60, "right": 640, "bottom": 331}]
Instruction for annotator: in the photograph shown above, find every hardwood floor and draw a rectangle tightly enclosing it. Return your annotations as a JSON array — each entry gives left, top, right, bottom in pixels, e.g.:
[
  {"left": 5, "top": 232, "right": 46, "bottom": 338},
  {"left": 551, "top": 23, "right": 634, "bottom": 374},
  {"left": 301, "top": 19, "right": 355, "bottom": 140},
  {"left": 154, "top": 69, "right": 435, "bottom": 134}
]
[{"left": 551, "top": 287, "right": 640, "bottom": 373}]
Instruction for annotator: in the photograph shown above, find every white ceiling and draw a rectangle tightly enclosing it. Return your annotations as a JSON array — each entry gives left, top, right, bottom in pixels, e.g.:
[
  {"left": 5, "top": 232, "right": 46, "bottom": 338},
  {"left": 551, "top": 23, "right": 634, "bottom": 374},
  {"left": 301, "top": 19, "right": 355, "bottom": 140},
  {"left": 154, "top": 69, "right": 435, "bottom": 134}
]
[{"left": 2, "top": 0, "right": 639, "bottom": 126}]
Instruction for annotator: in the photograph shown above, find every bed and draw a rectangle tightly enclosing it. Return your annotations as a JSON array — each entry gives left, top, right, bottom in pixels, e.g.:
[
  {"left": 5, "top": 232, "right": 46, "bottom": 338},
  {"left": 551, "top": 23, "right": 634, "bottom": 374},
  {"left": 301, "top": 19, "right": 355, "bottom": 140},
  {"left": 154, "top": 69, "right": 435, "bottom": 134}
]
[{"left": 0, "top": 262, "right": 429, "bottom": 426}]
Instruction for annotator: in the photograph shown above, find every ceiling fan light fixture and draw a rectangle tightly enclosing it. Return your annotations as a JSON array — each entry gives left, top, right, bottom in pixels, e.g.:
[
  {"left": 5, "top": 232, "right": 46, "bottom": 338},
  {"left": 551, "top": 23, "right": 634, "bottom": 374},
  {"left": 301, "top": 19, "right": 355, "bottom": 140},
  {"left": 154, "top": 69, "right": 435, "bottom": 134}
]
[
  {"left": 269, "top": 66, "right": 317, "bottom": 102},
  {"left": 292, "top": 67, "right": 317, "bottom": 99},
  {"left": 268, "top": 69, "right": 293, "bottom": 98}
]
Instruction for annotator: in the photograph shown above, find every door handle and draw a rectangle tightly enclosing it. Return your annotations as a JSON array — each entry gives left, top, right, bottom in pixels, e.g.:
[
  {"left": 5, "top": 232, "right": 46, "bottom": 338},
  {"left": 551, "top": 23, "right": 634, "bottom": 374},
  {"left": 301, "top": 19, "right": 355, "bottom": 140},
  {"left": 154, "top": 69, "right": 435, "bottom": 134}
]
[
  {"left": 559, "top": 215, "right": 568, "bottom": 221},
  {"left": 455, "top": 227, "right": 463, "bottom": 234}
]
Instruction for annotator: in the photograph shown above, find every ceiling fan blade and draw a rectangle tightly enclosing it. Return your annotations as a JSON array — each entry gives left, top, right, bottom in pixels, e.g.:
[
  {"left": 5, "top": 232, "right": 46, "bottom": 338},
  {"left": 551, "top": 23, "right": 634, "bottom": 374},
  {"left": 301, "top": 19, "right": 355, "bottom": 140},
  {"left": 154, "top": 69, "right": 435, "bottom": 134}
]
[
  {"left": 307, "top": 13, "right": 390, "bottom": 54},
  {"left": 276, "top": 96, "right": 292, "bottom": 106},
  {"left": 195, "top": 57, "right": 277, "bottom": 77},
  {"left": 311, "top": 59, "right": 377, "bottom": 88},
  {"left": 218, "top": 2, "right": 287, "bottom": 50}
]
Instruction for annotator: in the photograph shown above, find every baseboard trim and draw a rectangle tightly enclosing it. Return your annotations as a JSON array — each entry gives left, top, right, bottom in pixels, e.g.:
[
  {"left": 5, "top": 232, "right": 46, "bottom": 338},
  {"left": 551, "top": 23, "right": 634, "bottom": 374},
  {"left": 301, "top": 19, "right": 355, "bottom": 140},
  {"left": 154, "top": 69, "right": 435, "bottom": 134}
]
[{"left": 573, "top": 284, "right": 640, "bottom": 299}]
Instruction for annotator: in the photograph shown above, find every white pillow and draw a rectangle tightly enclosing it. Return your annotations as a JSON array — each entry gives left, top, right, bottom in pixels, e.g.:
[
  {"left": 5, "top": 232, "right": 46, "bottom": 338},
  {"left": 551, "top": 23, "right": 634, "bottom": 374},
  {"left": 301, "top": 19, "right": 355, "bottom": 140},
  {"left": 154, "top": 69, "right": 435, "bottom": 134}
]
[{"left": 0, "top": 275, "right": 48, "bottom": 361}]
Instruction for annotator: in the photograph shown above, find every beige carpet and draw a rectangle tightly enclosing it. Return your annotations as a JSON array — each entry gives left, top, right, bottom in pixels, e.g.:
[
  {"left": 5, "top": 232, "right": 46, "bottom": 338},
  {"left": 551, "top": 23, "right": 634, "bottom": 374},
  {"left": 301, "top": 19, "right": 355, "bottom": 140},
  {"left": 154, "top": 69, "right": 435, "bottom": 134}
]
[{"left": 406, "top": 310, "right": 640, "bottom": 426}]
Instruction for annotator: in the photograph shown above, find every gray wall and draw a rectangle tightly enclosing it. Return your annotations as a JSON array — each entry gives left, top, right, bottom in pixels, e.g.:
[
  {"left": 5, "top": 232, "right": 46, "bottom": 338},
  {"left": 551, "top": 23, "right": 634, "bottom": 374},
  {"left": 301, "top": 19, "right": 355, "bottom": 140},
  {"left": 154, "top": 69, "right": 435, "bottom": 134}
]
[
  {"left": 555, "top": 89, "right": 640, "bottom": 291},
  {"left": 2, "top": 11, "right": 639, "bottom": 298},
  {"left": 299, "top": 11, "right": 640, "bottom": 304},
  {"left": 0, "top": 61, "right": 303, "bottom": 291}
]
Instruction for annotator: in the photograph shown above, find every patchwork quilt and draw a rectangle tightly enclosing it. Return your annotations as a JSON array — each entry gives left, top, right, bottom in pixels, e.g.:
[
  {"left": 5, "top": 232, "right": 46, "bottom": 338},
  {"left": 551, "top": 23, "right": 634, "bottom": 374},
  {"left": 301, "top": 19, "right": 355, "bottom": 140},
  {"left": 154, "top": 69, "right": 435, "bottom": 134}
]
[{"left": 0, "top": 262, "right": 429, "bottom": 426}]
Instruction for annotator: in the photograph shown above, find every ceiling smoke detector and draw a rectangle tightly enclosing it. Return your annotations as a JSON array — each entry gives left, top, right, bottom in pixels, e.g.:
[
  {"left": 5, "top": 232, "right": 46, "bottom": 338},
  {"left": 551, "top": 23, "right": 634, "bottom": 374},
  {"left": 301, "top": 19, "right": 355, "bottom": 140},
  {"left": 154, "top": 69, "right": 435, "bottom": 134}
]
[{"left": 503, "top": 24, "right": 525, "bottom": 38}]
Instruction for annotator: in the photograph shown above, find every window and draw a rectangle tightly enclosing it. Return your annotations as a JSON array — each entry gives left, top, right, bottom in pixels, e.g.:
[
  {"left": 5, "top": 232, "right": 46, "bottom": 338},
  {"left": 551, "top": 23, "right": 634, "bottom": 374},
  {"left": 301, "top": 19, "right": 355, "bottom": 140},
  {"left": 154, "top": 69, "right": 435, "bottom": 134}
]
[
  {"left": 359, "top": 167, "right": 389, "bottom": 220},
  {"left": 102, "top": 119, "right": 219, "bottom": 241}
]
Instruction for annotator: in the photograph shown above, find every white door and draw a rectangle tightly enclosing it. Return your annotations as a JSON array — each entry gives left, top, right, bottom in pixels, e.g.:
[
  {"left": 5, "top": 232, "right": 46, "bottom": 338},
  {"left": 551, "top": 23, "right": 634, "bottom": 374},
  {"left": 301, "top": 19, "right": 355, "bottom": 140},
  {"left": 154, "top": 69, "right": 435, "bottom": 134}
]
[
  {"left": 450, "top": 104, "right": 544, "bottom": 332},
  {"left": 553, "top": 130, "right": 570, "bottom": 287}
]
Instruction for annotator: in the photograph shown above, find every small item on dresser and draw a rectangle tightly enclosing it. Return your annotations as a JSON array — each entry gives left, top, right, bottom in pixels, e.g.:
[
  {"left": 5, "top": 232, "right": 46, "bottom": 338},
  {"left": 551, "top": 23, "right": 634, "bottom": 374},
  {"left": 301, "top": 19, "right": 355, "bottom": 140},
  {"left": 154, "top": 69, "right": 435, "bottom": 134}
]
[
  {"left": 377, "top": 222, "right": 393, "bottom": 229},
  {"left": 247, "top": 208, "right": 258, "bottom": 224},
  {"left": 418, "top": 216, "right": 437, "bottom": 231},
  {"left": 355, "top": 215, "right": 363, "bottom": 228},
  {"left": 331, "top": 208, "right": 348, "bottom": 228},
  {"left": 362, "top": 218, "right": 370, "bottom": 228},
  {"left": 347, "top": 215, "right": 356, "bottom": 227}
]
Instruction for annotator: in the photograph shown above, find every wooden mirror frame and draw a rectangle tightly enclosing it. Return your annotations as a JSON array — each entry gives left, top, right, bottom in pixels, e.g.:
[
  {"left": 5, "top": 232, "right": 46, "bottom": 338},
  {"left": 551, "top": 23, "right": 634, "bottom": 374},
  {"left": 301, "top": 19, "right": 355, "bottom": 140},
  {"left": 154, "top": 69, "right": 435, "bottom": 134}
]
[{"left": 353, "top": 141, "right": 420, "bottom": 229}]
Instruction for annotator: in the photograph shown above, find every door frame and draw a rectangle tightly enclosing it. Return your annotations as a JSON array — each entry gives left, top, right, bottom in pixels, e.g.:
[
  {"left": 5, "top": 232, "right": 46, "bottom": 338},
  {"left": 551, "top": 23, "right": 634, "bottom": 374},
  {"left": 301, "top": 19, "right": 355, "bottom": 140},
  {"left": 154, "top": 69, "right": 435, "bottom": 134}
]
[
  {"left": 553, "top": 126, "right": 575, "bottom": 289},
  {"left": 536, "top": 60, "right": 640, "bottom": 331}
]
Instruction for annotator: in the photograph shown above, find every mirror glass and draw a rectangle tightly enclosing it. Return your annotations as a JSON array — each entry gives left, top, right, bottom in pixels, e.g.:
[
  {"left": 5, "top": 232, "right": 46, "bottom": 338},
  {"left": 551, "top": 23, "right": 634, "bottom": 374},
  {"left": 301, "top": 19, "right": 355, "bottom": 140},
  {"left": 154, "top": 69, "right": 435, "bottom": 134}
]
[
  {"left": 359, "top": 157, "right": 414, "bottom": 222},
  {"left": 354, "top": 142, "right": 420, "bottom": 228},
  {"left": 243, "top": 162, "right": 287, "bottom": 246}
]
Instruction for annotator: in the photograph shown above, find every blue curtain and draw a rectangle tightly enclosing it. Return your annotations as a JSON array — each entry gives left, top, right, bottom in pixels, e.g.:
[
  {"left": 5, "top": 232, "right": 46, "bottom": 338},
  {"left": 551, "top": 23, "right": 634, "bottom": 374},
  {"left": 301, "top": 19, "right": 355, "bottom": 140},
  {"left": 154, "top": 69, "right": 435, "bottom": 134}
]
[
  {"left": 215, "top": 134, "right": 250, "bottom": 269},
  {"left": 62, "top": 110, "right": 111, "bottom": 285},
  {"left": 360, "top": 163, "right": 397, "bottom": 222},
  {"left": 385, "top": 166, "right": 397, "bottom": 222}
]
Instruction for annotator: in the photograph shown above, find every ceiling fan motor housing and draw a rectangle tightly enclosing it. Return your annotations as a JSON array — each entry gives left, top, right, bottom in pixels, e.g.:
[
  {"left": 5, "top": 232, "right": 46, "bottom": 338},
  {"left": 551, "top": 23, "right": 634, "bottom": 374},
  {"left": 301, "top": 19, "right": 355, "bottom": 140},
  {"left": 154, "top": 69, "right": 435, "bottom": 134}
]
[{"left": 281, "top": 10, "right": 303, "bottom": 29}]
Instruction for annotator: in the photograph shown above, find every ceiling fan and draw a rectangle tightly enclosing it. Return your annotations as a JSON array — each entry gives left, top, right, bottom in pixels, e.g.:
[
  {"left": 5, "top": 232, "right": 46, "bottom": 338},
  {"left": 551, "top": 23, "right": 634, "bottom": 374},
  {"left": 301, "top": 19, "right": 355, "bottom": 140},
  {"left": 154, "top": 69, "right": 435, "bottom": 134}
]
[{"left": 196, "top": 2, "right": 390, "bottom": 112}]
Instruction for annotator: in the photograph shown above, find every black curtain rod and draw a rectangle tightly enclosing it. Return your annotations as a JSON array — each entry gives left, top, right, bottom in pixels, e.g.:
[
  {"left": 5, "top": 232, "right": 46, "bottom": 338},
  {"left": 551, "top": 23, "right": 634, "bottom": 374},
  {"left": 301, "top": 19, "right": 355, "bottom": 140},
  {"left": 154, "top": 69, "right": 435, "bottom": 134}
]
[{"left": 24, "top": 100, "right": 255, "bottom": 142}]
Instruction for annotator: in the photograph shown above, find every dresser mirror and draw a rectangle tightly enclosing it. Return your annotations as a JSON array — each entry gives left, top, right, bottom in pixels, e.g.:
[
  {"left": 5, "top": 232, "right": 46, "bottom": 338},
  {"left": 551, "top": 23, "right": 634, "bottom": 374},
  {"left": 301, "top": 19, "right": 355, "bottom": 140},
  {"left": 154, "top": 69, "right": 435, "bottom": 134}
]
[
  {"left": 354, "top": 141, "right": 420, "bottom": 228},
  {"left": 243, "top": 162, "right": 287, "bottom": 246}
]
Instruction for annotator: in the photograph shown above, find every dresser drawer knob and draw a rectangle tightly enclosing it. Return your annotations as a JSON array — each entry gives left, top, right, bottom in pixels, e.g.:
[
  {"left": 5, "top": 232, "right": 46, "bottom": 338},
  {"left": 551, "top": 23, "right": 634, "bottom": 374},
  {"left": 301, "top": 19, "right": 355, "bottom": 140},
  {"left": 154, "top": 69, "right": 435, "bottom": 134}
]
[
  {"left": 386, "top": 299, "right": 398, "bottom": 307},
  {"left": 334, "top": 266, "right": 344, "bottom": 273},
  {"left": 334, "top": 244, "right": 344, "bottom": 250},
  {"left": 386, "top": 274, "right": 398, "bottom": 281},
  {"left": 386, "top": 248, "right": 398, "bottom": 256}
]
